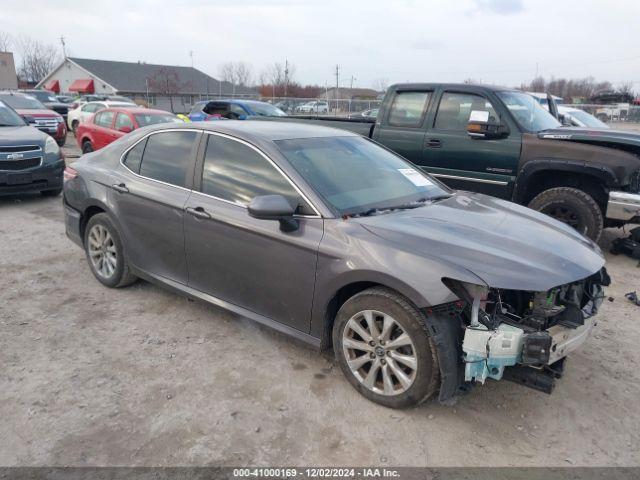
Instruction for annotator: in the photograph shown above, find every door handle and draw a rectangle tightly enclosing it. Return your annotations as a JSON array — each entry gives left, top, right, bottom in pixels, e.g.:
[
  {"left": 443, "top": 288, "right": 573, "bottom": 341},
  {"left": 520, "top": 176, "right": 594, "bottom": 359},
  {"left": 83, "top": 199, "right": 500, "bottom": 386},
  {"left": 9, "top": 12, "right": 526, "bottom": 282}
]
[
  {"left": 186, "top": 206, "right": 211, "bottom": 220},
  {"left": 111, "top": 183, "right": 129, "bottom": 193},
  {"left": 426, "top": 139, "right": 442, "bottom": 148}
]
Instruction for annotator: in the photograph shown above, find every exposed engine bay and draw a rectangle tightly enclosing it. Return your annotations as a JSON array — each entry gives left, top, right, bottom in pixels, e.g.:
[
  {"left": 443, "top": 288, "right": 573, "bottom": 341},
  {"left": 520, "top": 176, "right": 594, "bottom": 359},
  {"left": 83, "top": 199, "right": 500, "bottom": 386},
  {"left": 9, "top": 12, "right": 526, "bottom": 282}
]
[{"left": 443, "top": 268, "right": 610, "bottom": 394}]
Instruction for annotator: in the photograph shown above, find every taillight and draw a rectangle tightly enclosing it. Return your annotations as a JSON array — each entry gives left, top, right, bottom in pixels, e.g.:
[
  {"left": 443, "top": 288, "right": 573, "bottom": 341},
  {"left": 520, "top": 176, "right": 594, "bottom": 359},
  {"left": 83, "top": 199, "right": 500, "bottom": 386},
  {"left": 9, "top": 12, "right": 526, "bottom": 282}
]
[{"left": 63, "top": 166, "right": 78, "bottom": 182}]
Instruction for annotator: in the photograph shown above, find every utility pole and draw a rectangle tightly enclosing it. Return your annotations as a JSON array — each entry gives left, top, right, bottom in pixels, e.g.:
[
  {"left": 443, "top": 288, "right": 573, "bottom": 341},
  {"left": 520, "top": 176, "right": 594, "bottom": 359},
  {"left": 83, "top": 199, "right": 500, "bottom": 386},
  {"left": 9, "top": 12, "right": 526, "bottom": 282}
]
[
  {"left": 284, "top": 59, "right": 289, "bottom": 98},
  {"left": 349, "top": 75, "right": 355, "bottom": 113},
  {"left": 60, "top": 36, "right": 67, "bottom": 58},
  {"left": 335, "top": 65, "right": 340, "bottom": 113},
  {"left": 189, "top": 50, "right": 194, "bottom": 103}
]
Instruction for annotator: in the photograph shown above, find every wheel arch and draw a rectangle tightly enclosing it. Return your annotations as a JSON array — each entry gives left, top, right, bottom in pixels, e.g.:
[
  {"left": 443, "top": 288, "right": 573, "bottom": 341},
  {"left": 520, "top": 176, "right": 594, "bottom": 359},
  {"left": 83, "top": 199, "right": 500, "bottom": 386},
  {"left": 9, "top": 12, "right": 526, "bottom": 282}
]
[{"left": 513, "top": 159, "right": 617, "bottom": 207}]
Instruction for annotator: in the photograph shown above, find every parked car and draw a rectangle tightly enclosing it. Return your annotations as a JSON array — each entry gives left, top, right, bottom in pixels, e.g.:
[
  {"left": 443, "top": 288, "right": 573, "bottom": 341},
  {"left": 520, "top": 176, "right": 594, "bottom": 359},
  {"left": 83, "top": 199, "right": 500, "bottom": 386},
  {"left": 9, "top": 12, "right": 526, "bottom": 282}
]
[
  {"left": 56, "top": 95, "right": 76, "bottom": 105},
  {"left": 21, "top": 89, "right": 71, "bottom": 120},
  {"left": 106, "top": 95, "right": 135, "bottom": 103},
  {"left": 63, "top": 122, "right": 609, "bottom": 408},
  {"left": 0, "top": 92, "right": 67, "bottom": 147},
  {"left": 296, "top": 101, "right": 329, "bottom": 114},
  {"left": 67, "top": 100, "right": 136, "bottom": 133},
  {"left": 76, "top": 107, "right": 180, "bottom": 153},
  {"left": 188, "top": 99, "right": 286, "bottom": 121},
  {"left": 349, "top": 108, "right": 379, "bottom": 119},
  {"left": 274, "top": 99, "right": 300, "bottom": 114},
  {"left": 263, "top": 83, "right": 640, "bottom": 241},
  {"left": 0, "top": 99, "right": 65, "bottom": 197},
  {"left": 558, "top": 106, "right": 609, "bottom": 129}
]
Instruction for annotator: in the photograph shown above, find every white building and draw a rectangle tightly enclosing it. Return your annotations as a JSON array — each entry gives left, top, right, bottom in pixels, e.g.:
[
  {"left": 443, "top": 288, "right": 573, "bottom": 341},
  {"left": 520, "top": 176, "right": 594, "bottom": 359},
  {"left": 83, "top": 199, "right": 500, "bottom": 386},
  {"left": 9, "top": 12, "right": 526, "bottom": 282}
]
[{"left": 36, "top": 57, "right": 257, "bottom": 113}]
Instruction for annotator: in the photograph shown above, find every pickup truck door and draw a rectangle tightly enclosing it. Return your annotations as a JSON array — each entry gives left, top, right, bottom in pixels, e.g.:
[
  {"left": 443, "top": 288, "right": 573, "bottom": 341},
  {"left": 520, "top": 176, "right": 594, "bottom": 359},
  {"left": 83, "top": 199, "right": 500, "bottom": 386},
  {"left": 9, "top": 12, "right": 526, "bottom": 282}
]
[
  {"left": 420, "top": 90, "right": 521, "bottom": 199},
  {"left": 372, "top": 90, "right": 433, "bottom": 164}
]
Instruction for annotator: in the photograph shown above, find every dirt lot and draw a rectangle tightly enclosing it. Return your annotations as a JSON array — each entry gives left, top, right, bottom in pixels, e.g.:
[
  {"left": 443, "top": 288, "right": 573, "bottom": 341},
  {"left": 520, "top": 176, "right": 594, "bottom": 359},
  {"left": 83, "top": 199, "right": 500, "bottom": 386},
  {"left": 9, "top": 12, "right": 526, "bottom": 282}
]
[{"left": 1, "top": 134, "right": 640, "bottom": 467}]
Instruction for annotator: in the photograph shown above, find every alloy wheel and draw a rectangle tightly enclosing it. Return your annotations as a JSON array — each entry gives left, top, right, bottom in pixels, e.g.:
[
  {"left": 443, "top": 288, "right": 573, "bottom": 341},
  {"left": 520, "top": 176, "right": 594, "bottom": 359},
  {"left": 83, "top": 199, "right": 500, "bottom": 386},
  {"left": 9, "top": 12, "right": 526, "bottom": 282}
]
[
  {"left": 88, "top": 224, "right": 117, "bottom": 279},
  {"left": 342, "top": 309, "right": 417, "bottom": 396}
]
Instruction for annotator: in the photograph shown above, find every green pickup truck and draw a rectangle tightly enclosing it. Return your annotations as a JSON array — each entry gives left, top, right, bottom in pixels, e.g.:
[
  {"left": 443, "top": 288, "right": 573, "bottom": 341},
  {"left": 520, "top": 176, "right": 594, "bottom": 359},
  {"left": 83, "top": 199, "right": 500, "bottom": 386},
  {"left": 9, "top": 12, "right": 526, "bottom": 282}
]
[{"left": 265, "top": 83, "right": 640, "bottom": 240}]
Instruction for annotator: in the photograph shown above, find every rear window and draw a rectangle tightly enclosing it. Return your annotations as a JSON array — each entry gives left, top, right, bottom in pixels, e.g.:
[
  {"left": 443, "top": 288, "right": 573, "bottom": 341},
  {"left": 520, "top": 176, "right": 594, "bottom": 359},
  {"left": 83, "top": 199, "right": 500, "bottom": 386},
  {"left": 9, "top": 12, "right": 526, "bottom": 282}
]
[
  {"left": 387, "top": 91, "right": 431, "bottom": 127},
  {"left": 134, "top": 113, "right": 180, "bottom": 127}
]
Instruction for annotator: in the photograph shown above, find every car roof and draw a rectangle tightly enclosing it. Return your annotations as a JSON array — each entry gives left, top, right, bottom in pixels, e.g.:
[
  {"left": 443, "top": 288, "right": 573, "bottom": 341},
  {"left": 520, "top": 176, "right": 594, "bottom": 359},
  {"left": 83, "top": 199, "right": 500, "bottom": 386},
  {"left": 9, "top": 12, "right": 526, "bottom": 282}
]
[
  {"left": 161, "top": 120, "right": 358, "bottom": 141},
  {"left": 103, "top": 107, "right": 171, "bottom": 115}
]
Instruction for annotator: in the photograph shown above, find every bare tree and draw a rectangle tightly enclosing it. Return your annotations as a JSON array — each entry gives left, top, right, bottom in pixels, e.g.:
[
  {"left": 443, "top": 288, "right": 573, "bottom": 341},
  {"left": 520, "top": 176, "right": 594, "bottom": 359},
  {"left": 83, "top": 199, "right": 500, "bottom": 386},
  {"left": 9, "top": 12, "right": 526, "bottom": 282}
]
[
  {"left": 0, "top": 31, "right": 11, "bottom": 52},
  {"left": 617, "top": 81, "right": 634, "bottom": 97},
  {"left": 147, "top": 67, "right": 191, "bottom": 112},
  {"left": 372, "top": 78, "right": 389, "bottom": 92},
  {"left": 16, "top": 35, "right": 60, "bottom": 83},
  {"left": 234, "top": 62, "right": 252, "bottom": 87}
]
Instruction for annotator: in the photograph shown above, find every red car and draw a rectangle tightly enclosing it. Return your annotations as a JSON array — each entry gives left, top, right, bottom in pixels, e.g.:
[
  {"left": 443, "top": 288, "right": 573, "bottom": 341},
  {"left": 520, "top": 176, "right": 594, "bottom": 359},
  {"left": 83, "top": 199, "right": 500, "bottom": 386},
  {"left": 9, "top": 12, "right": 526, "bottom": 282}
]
[
  {"left": 76, "top": 107, "right": 181, "bottom": 153},
  {"left": 0, "top": 92, "right": 67, "bottom": 146}
]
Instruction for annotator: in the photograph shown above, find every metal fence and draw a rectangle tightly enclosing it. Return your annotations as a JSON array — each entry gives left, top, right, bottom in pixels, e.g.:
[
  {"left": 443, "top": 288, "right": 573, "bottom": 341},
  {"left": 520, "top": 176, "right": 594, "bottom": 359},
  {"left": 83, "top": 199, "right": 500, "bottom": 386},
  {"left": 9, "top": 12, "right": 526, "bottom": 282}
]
[{"left": 261, "top": 97, "right": 382, "bottom": 117}]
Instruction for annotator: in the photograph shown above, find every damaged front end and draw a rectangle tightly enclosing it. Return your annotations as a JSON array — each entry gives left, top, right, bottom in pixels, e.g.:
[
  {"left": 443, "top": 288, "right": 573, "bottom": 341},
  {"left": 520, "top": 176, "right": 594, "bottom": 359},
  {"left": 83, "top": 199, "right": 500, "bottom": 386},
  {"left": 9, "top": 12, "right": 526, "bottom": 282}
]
[{"left": 443, "top": 268, "right": 610, "bottom": 395}]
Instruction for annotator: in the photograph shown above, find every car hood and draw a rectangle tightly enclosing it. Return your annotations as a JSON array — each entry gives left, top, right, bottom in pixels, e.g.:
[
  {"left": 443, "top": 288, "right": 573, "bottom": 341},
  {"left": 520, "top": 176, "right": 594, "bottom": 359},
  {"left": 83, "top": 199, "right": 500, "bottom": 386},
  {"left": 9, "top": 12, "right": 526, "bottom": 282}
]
[
  {"left": 539, "top": 127, "right": 640, "bottom": 148},
  {"left": 356, "top": 192, "right": 605, "bottom": 292},
  {"left": 0, "top": 125, "right": 47, "bottom": 145}
]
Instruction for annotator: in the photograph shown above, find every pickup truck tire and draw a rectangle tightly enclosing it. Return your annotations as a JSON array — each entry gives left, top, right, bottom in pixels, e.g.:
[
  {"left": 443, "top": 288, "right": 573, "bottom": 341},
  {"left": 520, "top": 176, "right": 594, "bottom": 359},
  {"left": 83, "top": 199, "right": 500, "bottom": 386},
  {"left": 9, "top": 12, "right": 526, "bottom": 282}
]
[
  {"left": 528, "top": 187, "right": 603, "bottom": 241},
  {"left": 332, "top": 287, "right": 439, "bottom": 409}
]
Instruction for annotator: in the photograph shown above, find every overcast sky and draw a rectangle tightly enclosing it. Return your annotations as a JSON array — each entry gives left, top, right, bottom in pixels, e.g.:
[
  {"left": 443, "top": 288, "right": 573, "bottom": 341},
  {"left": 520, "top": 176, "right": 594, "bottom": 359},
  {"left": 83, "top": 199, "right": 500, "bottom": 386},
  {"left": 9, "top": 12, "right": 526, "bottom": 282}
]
[{"left": 1, "top": 0, "right": 638, "bottom": 89}]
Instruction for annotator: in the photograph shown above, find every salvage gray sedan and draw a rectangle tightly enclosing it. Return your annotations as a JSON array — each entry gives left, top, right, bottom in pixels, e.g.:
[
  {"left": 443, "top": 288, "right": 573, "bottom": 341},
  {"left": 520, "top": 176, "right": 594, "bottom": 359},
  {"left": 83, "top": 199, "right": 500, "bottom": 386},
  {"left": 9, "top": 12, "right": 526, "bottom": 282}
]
[{"left": 63, "top": 121, "right": 609, "bottom": 408}]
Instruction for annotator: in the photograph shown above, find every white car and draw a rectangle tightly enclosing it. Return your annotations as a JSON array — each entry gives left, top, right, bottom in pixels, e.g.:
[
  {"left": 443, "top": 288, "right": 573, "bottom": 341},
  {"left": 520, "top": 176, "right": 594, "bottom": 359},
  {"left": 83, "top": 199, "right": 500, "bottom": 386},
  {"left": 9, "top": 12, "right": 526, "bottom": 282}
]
[
  {"left": 67, "top": 100, "right": 136, "bottom": 132},
  {"left": 558, "top": 106, "right": 609, "bottom": 128},
  {"left": 297, "top": 101, "right": 329, "bottom": 113}
]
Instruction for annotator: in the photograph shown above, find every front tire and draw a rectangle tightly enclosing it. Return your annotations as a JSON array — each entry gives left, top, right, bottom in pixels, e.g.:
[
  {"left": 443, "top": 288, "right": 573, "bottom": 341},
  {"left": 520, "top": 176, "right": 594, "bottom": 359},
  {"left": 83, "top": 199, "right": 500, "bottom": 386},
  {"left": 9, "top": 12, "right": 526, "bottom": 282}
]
[
  {"left": 528, "top": 187, "right": 603, "bottom": 241},
  {"left": 332, "top": 287, "right": 439, "bottom": 409},
  {"left": 84, "top": 213, "right": 137, "bottom": 288},
  {"left": 71, "top": 120, "right": 79, "bottom": 133},
  {"left": 82, "top": 140, "right": 93, "bottom": 154}
]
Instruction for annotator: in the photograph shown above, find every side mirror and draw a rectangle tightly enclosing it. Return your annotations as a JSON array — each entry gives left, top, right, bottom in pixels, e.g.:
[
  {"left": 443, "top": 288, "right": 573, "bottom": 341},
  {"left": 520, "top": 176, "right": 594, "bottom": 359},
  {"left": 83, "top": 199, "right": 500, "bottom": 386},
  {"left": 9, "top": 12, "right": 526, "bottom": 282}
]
[
  {"left": 248, "top": 195, "right": 298, "bottom": 232},
  {"left": 22, "top": 114, "right": 35, "bottom": 125},
  {"left": 467, "top": 121, "right": 510, "bottom": 140},
  {"left": 118, "top": 125, "right": 133, "bottom": 133}
]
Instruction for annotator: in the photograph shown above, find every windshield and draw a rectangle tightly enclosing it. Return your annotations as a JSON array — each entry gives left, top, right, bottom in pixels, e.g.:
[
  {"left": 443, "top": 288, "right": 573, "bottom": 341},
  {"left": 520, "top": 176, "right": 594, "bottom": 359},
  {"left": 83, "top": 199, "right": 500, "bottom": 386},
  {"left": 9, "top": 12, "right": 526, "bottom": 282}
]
[
  {"left": 248, "top": 102, "right": 286, "bottom": 117},
  {"left": 0, "top": 101, "right": 27, "bottom": 127},
  {"left": 497, "top": 91, "right": 561, "bottom": 132},
  {"left": 28, "top": 91, "right": 58, "bottom": 103},
  {"left": 566, "top": 109, "right": 609, "bottom": 128},
  {"left": 1, "top": 94, "right": 46, "bottom": 110},
  {"left": 134, "top": 113, "right": 181, "bottom": 126},
  {"left": 275, "top": 136, "right": 450, "bottom": 216}
]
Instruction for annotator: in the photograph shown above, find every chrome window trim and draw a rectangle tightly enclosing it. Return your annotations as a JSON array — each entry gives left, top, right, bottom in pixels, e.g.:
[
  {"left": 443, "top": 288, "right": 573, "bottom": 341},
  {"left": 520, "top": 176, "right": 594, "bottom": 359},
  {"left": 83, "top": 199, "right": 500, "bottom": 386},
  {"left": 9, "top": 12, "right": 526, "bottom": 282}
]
[
  {"left": 118, "top": 128, "right": 199, "bottom": 193},
  {"left": 199, "top": 131, "right": 322, "bottom": 218}
]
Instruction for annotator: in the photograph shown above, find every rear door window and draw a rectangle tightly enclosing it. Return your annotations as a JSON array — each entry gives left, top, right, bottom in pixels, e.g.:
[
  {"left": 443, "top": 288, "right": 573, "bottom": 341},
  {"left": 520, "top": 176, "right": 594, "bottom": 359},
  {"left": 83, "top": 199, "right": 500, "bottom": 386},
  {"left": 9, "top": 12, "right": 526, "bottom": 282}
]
[
  {"left": 387, "top": 91, "right": 431, "bottom": 127},
  {"left": 138, "top": 131, "right": 198, "bottom": 188}
]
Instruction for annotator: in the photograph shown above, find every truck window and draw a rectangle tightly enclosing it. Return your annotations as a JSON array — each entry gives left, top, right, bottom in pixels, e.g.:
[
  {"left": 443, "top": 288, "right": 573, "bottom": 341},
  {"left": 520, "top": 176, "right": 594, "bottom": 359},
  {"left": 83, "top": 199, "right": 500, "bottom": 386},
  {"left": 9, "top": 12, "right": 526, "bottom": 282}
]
[
  {"left": 434, "top": 92, "right": 499, "bottom": 131},
  {"left": 387, "top": 91, "right": 431, "bottom": 127}
]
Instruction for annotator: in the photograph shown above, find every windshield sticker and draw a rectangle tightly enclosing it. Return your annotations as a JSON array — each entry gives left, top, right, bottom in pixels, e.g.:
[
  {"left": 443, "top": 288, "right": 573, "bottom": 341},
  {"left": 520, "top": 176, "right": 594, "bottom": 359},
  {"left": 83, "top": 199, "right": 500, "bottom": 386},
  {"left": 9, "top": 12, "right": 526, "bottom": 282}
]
[
  {"left": 469, "top": 110, "right": 489, "bottom": 122},
  {"left": 398, "top": 168, "right": 433, "bottom": 187}
]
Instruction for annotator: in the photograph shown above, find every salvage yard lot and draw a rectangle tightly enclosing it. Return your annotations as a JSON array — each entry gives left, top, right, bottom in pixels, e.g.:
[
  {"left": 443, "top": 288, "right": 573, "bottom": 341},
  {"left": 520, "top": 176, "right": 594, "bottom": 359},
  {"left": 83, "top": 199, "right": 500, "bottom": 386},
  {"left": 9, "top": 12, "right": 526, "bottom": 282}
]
[{"left": 1, "top": 135, "right": 640, "bottom": 467}]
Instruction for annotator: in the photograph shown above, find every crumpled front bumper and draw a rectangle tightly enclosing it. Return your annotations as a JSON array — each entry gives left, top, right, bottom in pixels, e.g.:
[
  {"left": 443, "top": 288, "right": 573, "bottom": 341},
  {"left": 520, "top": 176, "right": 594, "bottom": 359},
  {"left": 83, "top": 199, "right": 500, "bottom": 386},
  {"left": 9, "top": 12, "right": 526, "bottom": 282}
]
[{"left": 606, "top": 190, "right": 640, "bottom": 222}]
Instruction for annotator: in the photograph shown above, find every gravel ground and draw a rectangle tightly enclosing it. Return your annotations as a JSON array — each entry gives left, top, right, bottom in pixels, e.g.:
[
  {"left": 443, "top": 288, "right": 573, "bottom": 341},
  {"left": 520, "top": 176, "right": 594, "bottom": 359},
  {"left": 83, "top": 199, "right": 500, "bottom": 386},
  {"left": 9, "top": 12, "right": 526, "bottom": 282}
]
[{"left": 1, "top": 134, "right": 639, "bottom": 467}]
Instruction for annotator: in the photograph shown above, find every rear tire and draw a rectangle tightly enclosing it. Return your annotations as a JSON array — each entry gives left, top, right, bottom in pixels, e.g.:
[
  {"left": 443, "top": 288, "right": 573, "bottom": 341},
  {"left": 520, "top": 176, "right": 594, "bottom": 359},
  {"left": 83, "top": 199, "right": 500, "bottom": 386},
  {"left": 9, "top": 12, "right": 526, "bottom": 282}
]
[
  {"left": 527, "top": 186, "right": 603, "bottom": 241},
  {"left": 332, "top": 287, "right": 439, "bottom": 409},
  {"left": 82, "top": 140, "right": 93, "bottom": 154},
  {"left": 84, "top": 213, "right": 137, "bottom": 288}
]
